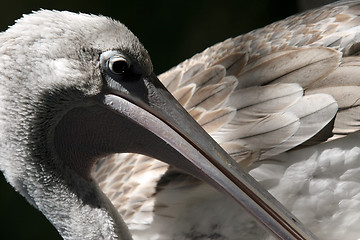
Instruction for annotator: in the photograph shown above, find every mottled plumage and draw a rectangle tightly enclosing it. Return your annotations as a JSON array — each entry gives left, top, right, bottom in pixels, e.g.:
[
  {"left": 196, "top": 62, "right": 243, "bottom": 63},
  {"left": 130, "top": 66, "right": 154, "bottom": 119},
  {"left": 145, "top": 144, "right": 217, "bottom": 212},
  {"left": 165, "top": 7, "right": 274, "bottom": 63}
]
[{"left": 92, "top": 1, "right": 360, "bottom": 239}]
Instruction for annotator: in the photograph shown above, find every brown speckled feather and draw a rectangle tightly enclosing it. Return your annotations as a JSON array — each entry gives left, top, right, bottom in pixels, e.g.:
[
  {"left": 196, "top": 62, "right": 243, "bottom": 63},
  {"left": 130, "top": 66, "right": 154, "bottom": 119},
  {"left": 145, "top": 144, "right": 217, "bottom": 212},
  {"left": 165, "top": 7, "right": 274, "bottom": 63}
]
[{"left": 92, "top": 0, "right": 360, "bottom": 236}]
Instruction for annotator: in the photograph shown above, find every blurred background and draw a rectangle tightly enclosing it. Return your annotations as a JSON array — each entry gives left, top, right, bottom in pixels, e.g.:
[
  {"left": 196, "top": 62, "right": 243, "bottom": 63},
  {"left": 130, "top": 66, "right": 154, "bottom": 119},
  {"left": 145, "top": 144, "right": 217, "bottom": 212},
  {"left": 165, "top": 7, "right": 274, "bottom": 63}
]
[{"left": 0, "top": 0, "right": 334, "bottom": 239}]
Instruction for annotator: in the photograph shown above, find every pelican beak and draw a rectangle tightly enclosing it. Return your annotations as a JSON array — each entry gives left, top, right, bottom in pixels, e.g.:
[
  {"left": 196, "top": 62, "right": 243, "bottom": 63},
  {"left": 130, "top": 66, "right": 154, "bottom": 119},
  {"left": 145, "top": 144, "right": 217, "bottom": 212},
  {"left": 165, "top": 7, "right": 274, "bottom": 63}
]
[{"left": 100, "top": 73, "right": 316, "bottom": 240}]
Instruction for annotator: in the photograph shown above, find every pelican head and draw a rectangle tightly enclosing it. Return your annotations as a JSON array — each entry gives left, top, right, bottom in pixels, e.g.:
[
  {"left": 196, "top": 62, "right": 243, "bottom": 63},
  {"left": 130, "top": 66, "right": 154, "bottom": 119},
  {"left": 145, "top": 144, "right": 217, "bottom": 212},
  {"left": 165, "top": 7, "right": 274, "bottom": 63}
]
[{"left": 0, "top": 10, "right": 311, "bottom": 239}]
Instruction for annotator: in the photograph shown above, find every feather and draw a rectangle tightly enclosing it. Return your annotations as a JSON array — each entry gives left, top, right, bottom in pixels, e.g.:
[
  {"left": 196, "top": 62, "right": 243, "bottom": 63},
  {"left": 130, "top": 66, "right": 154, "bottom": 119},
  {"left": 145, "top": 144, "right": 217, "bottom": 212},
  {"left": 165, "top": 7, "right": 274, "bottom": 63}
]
[
  {"left": 181, "top": 63, "right": 205, "bottom": 82},
  {"left": 215, "top": 112, "right": 300, "bottom": 150},
  {"left": 309, "top": 57, "right": 360, "bottom": 88},
  {"left": 160, "top": 69, "right": 182, "bottom": 93},
  {"left": 181, "top": 65, "right": 226, "bottom": 87},
  {"left": 211, "top": 52, "right": 248, "bottom": 77},
  {"left": 197, "top": 108, "right": 235, "bottom": 133},
  {"left": 172, "top": 83, "right": 195, "bottom": 106},
  {"left": 262, "top": 94, "right": 338, "bottom": 158},
  {"left": 228, "top": 83, "right": 303, "bottom": 115},
  {"left": 185, "top": 76, "right": 237, "bottom": 110},
  {"left": 236, "top": 47, "right": 341, "bottom": 88}
]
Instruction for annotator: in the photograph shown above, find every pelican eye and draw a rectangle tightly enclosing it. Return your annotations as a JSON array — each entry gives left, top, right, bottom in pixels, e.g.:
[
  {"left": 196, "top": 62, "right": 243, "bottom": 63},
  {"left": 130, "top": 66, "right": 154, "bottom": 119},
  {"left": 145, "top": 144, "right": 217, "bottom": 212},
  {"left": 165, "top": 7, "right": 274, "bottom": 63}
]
[{"left": 108, "top": 56, "right": 129, "bottom": 75}]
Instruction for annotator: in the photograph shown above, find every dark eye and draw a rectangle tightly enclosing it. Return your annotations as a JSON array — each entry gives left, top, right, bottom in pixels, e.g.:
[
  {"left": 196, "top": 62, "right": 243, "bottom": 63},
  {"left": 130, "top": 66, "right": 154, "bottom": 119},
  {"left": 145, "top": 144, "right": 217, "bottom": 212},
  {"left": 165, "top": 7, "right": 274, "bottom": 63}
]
[{"left": 108, "top": 56, "right": 129, "bottom": 74}]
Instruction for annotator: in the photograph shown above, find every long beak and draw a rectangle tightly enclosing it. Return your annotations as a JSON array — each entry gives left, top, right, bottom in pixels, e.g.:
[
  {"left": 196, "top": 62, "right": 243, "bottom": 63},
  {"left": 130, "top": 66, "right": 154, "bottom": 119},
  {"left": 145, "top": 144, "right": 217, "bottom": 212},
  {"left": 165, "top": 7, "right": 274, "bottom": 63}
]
[{"left": 101, "top": 73, "right": 317, "bottom": 240}]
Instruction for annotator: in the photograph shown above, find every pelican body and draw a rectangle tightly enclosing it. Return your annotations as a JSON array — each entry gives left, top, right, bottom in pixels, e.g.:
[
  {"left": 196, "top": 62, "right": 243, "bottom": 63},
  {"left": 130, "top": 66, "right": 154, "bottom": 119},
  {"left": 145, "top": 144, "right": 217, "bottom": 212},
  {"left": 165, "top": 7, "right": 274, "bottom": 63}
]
[{"left": 1, "top": 1, "right": 360, "bottom": 240}]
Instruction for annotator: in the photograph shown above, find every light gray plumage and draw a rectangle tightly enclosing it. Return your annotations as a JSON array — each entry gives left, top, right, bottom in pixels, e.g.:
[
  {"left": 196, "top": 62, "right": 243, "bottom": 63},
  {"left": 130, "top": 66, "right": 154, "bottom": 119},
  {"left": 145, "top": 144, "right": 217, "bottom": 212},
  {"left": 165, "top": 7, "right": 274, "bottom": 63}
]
[
  {"left": 0, "top": 11, "right": 148, "bottom": 239},
  {"left": 2, "top": 0, "right": 360, "bottom": 239}
]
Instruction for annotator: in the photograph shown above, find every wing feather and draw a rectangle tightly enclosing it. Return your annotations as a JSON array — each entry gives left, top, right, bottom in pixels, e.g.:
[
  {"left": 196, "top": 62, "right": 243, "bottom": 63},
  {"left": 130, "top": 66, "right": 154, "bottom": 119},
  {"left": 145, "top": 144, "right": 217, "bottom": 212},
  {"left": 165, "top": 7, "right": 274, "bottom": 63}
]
[
  {"left": 261, "top": 94, "right": 338, "bottom": 159},
  {"left": 210, "top": 52, "right": 248, "bottom": 77},
  {"left": 185, "top": 76, "right": 237, "bottom": 109},
  {"left": 181, "top": 65, "right": 226, "bottom": 87},
  {"left": 160, "top": 69, "right": 181, "bottom": 92},
  {"left": 217, "top": 112, "right": 300, "bottom": 166},
  {"left": 333, "top": 107, "right": 360, "bottom": 135},
  {"left": 197, "top": 108, "right": 235, "bottom": 133},
  {"left": 172, "top": 83, "right": 195, "bottom": 106},
  {"left": 228, "top": 83, "right": 303, "bottom": 115},
  {"left": 236, "top": 47, "right": 341, "bottom": 88}
]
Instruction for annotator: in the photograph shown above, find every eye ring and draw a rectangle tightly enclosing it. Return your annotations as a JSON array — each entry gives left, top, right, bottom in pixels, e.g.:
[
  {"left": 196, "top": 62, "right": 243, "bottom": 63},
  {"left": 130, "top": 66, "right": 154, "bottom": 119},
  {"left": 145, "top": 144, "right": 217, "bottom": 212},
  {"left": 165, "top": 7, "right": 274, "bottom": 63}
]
[{"left": 108, "top": 56, "right": 129, "bottom": 75}]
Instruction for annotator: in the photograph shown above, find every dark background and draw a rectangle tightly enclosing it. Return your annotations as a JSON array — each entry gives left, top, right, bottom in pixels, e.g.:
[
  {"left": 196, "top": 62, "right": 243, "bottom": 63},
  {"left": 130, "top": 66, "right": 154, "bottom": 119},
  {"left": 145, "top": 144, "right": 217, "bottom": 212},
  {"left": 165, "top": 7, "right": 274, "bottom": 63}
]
[{"left": 0, "top": 0, "right": 333, "bottom": 239}]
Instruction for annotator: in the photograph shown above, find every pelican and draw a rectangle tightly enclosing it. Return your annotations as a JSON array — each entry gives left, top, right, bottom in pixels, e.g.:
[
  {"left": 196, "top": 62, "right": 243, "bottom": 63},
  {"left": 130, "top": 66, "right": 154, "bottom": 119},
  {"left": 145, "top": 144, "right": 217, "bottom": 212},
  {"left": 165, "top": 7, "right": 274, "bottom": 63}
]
[
  {"left": 1, "top": 0, "right": 360, "bottom": 239},
  {"left": 0, "top": 5, "right": 310, "bottom": 240}
]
